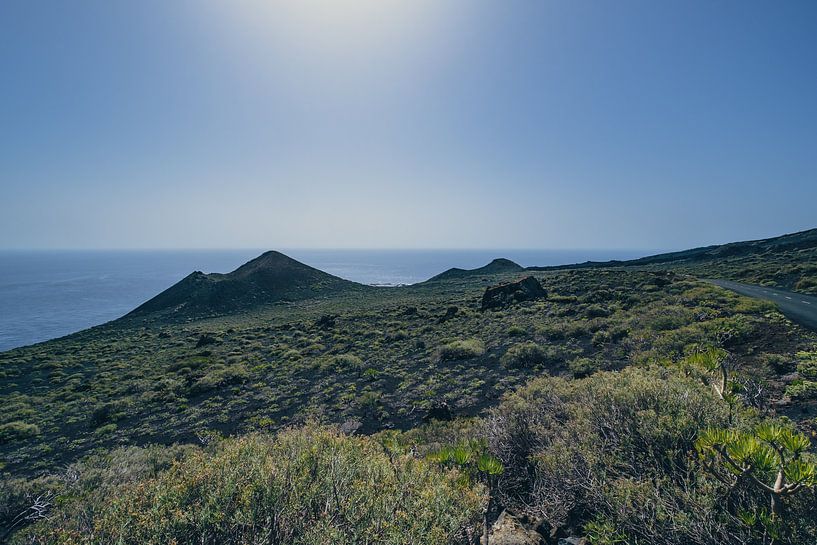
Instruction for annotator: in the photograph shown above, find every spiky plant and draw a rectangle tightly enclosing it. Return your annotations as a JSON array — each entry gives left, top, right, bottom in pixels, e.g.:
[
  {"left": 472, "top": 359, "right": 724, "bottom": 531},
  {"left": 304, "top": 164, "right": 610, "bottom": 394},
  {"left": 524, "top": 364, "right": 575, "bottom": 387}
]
[
  {"left": 696, "top": 422, "right": 817, "bottom": 520},
  {"left": 429, "top": 441, "right": 504, "bottom": 545},
  {"left": 684, "top": 346, "right": 731, "bottom": 400}
]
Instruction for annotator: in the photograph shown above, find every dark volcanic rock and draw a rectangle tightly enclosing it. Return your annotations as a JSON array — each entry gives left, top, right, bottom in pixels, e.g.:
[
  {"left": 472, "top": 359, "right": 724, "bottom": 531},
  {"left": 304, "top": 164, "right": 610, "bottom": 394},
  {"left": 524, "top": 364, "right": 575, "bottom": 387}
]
[
  {"left": 481, "top": 276, "right": 547, "bottom": 310},
  {"left": 491, "top": 510, "right": 546, "bottom": 545},
  {"left": 315, "top": 314, "right": 337, "bottom": 329},
  {"left": 423, "top": 401, "right": 453, "bottom": 422},
  {"left": 195, "top": 334, "right": 218, "bottom": 348},
  {"left": 437, "top": 306, "right": 459, "bottom": 323}
]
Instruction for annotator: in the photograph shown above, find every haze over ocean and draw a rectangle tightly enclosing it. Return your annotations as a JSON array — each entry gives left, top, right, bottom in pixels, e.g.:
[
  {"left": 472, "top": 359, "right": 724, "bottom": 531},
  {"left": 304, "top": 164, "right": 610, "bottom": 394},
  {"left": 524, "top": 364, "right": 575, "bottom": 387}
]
[{"left": 0, "top": 248, "right": 655, "bottom": 351}]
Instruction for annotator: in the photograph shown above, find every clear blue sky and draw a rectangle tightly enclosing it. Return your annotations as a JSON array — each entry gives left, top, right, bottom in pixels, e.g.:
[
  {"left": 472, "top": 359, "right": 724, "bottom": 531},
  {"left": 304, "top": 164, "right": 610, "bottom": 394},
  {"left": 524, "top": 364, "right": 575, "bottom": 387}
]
[{"left": 1, "top": 1, "right": 815, "bottom": 250}]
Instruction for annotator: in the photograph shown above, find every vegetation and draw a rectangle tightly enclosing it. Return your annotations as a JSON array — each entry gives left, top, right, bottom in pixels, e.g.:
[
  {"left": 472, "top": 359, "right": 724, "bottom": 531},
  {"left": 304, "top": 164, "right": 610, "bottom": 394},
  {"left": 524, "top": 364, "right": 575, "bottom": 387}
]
[
  {"left": 10, "top": 425, "right": 483, "bottom": 544},
  {"left": 438, "top": 339, "right": 486, "bottom": 362},
  {"left": 533, "top": 227, "right": 817, "bottom": 295},
  {"left": 3, "top": 243, "right": 817, "bottom": 543},
  {"left": 485, "top": 367, "right": 817, "bottom": 544}
]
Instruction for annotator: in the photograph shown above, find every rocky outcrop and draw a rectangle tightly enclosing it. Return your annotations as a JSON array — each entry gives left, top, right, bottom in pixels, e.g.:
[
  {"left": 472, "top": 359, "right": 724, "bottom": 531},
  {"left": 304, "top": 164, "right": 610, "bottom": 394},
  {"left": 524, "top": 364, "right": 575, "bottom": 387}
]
[
  {"left": 490, "top": 510, "right": 546, "bottom": 545},
  {"left": 481, "top": 276, "right": 547, "bottom": 310},
  {"left": 437, "top": 306, "right": 459, "bottom": 323}
]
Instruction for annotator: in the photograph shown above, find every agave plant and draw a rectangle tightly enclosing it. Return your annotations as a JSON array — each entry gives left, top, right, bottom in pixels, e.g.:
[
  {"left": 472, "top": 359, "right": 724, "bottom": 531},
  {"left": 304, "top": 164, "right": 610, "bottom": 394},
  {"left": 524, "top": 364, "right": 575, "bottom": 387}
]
[
  {"left": 696, "top": 422, "right": 817, "bottom": 519},
  {"left": 683, "top": 346, "right": 730, "bottom": 399},
  {"left": 429, "top": 441, "right": 504, "bottom": 545}
]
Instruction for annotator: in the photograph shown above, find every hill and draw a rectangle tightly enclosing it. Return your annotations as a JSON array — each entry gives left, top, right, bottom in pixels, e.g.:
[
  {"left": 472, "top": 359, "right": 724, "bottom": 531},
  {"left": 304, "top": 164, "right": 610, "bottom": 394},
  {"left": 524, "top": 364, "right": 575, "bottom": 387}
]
[
  {"left": 127, "top": 251, "right": 366, "bottom": 320},
  {"left": 528, "top": 227, "right": 817, "bottom": 294},
  {"left": 427, "top": 258, "right": 524, "bottom": 282}
]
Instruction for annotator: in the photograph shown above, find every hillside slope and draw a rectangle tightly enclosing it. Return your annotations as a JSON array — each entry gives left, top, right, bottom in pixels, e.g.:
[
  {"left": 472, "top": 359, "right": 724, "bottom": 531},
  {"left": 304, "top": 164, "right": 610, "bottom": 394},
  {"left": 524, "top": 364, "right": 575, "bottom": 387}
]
[
  {"left": 529, "top": 227, "right": 817, "bottom": 294},
  {"left": 127, "top": 251, "right": 366, "bottom": 320}
]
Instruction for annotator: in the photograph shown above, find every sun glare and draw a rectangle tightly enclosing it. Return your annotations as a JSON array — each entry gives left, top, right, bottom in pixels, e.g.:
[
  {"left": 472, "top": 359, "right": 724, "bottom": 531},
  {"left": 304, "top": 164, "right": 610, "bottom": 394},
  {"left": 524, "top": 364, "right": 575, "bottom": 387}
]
[{"left": 224, "top": 0, "right": 442, "bottom": 57}]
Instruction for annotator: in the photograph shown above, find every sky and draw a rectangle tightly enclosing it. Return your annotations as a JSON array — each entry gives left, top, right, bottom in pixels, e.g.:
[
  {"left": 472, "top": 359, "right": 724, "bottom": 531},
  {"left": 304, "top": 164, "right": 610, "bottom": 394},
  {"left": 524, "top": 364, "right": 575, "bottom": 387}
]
[{"left": 1, "top": 1, "right": 816, "bottom": 251}]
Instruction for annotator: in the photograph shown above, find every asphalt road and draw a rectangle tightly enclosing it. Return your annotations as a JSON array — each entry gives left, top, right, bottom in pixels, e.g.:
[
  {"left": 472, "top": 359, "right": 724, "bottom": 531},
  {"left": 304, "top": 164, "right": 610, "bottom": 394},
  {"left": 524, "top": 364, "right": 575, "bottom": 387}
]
[{"left": 708, "top": 279, "right": 817, "bottom": 332}]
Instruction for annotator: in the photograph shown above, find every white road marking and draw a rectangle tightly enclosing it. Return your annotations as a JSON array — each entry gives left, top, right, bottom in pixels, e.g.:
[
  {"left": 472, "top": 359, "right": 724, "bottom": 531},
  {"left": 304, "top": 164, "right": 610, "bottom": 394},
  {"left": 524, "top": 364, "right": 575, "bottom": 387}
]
[
  {"left": 785, "top": 296, "right": 792, "bottom": 300},
  {"left": 803, "top": 301, "right": 812, "bottom": 305}
]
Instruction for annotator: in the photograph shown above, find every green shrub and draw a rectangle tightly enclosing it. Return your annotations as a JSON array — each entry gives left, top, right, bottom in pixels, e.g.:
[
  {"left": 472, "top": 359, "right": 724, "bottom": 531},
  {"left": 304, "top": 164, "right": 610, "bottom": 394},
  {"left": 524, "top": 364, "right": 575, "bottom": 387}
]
[
  {"left": 500, "top": 343, "right": 559, "bottom": 369},
  {"left": 438, "top": 339, "right": 485, "bottom": 362},
  {"left": 591, "top": 330, "right": 611, "bottom": 346},
  {"left": 0, "top": 422, "right": 40, "bottom": 442},
  {"left": 796, "top": 351, "right": 817, "bottom": 380},
  {"left": 333, "top": 353, "right": 365, "bottom": 371},
  {"left": 640, "top": 305, "right": 696, "bottom": 331},
  {"left": 759, "top": 353, "right": 792, "bottom": 373},
  {"left": 19, "top": 426, "right": 483, "bottom": 545},
  {"left": 795, "top": 276, "right": 817, "bottom": 292},
  {"left": 94, "top": 423, "right": 118, "bottom": 436},
  {"left": 786, "top": 380, "right": 817, "bottom": 401},
  {"left": 568, "top": 357, "right": 601, "bottom": 378},
  {"left": 539, "top": 323, "right": 566, "bottom": 340},
  {"left": 585, "top": 305, "right": 610, "bottom": 319},
  {"left": 189, "top": 364, "right": 249, "bottom": 395},
  {"left": 484, "top": 367, "right": 786, "bottom": 544}
]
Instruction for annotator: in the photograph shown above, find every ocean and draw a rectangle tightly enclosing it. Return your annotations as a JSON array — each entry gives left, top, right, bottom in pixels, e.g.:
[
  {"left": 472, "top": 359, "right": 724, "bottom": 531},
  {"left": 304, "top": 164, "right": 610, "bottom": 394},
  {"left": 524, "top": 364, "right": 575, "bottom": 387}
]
[{"left": 0, "top": 248, "right": 654, "bottom": 352}]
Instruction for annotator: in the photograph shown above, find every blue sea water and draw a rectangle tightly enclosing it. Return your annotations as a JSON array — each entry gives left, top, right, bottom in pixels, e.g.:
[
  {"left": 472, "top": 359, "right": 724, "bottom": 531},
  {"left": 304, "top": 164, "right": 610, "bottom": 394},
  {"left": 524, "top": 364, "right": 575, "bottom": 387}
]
[{"left": 0, "top": 248, "right": 655, "bottom": 352}]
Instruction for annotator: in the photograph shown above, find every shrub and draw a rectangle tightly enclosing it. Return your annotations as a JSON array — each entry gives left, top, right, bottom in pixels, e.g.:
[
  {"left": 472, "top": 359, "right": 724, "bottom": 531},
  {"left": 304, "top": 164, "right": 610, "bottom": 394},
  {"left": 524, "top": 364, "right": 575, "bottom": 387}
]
[
  {"left": 568, "top": 357, "right": 601, "bottom": 378},
  {"left": 591, "top": 330, "right": 611, "bottom": 346},
  {"left": 759, "top": 353, "right": 792, "bottom": 373},
  {"left": 795, "top": 276, "right": 817, "bottom": 292},
  {"left": 438, "top": 339, "right": 485, "bottom": 362},
  {"left": 500, "top": 343, "right": 559, "bottom": 369},
  {"left": 483, "top": 367, "right": 790, "bottom": 544},
  {"left": 89, "top": 400, "right": 129, "bottom": 428},
  {"left": 640, "top": 305, "right": 696, "bottom": 331},
  {"left": 796, "top": 351, "right": 817, "bottom": 380},
  {"left": 333, "top": 353, "right": 365, "bottom": 371},
  {"left": 786, "top": 380, "right": 817, "bottom": 401},
  {"left": 539, "top": 323, "right": 566, "bottom": 340},
  {"left": 189, "top": 364, "right": 249, "bottom": 395},
  {"left": 585, "top": 305, "right": 610, "bottom": 319},
  {"left": 19, "top": 426, "right": 483, "bottom": 545},
  {"left": 0, "top": 422, "right": 40, "bottom": 442}
]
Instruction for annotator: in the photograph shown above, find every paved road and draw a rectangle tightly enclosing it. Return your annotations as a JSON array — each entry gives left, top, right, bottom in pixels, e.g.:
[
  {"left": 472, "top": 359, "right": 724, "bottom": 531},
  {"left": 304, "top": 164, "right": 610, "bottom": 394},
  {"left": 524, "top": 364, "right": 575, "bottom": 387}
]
[{"left": 708, "top": 279, "right": 817, "bottom": 332}]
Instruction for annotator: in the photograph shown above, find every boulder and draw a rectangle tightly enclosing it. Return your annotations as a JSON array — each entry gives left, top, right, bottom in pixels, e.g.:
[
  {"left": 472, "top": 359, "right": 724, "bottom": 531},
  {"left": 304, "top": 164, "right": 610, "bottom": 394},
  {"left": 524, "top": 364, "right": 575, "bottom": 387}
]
[
  {"left": 423, "top": 401, "right": 453, "bottom": 422},
  {"left": 481, "top": 276, "right": 547, "bottom": 310},
  {"left": 437, "top": 306, "right": 459, "bottom": 323},
  {"left": 557, "top": 538, "right": 587, "bottom": 545},
  {"left": 490, "top": 510, "right": 545, "bottom": 545},
  {"left": 339, "top": 419, "right": 362, "bottom": 435}
]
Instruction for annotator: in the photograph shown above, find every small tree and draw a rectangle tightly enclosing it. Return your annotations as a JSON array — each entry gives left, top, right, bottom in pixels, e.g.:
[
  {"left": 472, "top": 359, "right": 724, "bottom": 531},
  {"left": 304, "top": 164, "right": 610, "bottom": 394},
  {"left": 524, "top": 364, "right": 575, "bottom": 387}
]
[
  {"left": 696, "top": 423, "right": 817, "bottom": 523},
  {"left": 430, "top": 441, "right": 504, "bottom": 545},
  {"left": 683, "top": 346, "right": 730, "bottom": 400}
]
